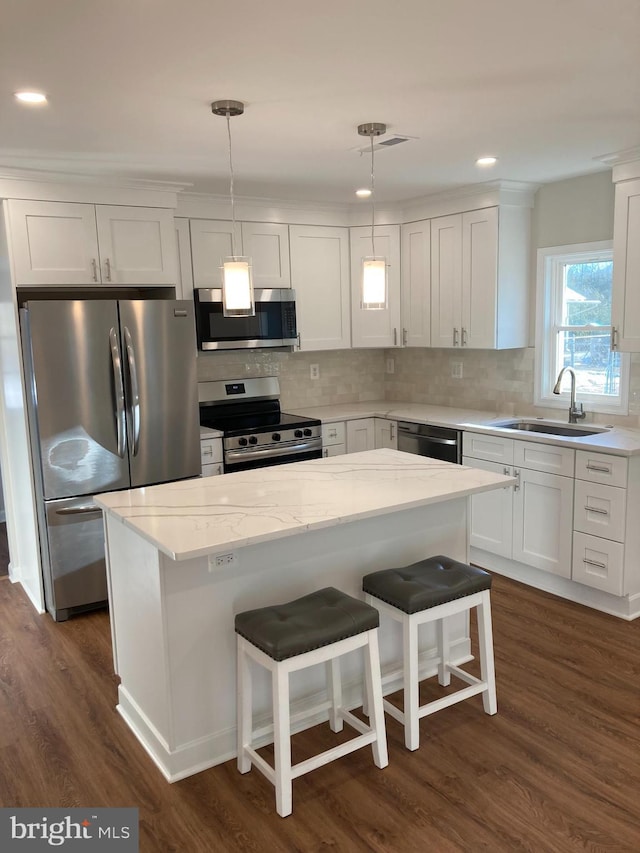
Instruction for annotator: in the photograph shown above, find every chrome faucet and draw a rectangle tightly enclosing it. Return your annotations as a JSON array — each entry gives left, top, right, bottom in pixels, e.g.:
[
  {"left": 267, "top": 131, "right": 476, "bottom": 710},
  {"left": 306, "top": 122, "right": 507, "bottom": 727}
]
[{"left": 553, "top": 367, "right": 586, "bottom": 423}]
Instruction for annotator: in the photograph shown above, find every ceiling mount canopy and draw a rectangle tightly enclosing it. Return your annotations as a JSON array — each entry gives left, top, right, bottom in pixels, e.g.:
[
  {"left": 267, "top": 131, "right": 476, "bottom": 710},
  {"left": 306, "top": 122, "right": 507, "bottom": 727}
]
[
  {"left": 357, "top": 122, "right": 388, "bottom": 311},
  {"left": 211, "top": 99, "right": 254, "bottom": 317}
]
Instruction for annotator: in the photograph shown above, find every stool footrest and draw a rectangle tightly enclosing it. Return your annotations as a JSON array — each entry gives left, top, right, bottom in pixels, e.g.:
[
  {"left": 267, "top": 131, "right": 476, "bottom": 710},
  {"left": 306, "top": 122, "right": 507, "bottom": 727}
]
[{"left": 291, "top": 731, "right": 377, "bottom": 780}]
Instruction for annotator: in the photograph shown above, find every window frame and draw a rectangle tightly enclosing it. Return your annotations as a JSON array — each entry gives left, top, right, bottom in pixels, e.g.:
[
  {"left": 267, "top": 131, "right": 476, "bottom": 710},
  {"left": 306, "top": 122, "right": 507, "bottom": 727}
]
[{"left": 534, "top": 240, "right": 629, "bottom": 415}]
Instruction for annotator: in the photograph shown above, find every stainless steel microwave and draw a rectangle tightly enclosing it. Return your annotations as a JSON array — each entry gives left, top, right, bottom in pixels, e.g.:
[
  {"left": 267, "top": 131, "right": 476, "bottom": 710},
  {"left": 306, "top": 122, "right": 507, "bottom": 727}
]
[{"left": 194, "top": 288, "right": 297, "bottom": 350}]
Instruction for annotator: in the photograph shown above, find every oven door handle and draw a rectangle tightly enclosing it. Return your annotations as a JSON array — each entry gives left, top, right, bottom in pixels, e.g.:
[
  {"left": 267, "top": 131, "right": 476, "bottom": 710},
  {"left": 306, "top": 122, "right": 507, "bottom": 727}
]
[{"left": 225, "top": 441, "right": 320, "bottom": 464}]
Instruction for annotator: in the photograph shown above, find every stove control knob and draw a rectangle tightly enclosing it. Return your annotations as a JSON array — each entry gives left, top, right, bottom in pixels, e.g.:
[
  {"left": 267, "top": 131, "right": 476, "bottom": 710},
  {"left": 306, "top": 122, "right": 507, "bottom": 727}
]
[
  {"left": 303, "top": 428, "right": 313, "bottom": 437},
  {"left": 248, "top": 435, "right": 258, "bottom": 445},
  {"left": 294, "top": 429, "right": 303, "bottom": 438},
  {"left": 272, "top": 433, "right": 281, "bottom": 442},
  {"left": 238, "top": 437, "right": 248, "bottom": 447}
]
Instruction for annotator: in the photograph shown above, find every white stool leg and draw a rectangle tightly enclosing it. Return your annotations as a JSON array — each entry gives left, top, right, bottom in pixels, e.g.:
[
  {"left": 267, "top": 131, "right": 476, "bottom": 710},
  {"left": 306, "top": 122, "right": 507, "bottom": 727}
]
[
  {"left": 437, "top": 616, "right": 451, "bottom": 686},
  {"left": 326, "top": 657, "right": 343, "bottom": 732},
  {"left": 272, "top": 665, "right": 293, "bottom": 818},
  {"left": 236, "top": 640, "right": 252, "bottom": 773},
  {"left": 403, "top": 614, "right": 420, "bottom": 751},
  {"left": 364, "top": 629, "right": 388, "bottom": 768},
  {"left": 477, "top": 591, "right": 497, "bottom": 715}
]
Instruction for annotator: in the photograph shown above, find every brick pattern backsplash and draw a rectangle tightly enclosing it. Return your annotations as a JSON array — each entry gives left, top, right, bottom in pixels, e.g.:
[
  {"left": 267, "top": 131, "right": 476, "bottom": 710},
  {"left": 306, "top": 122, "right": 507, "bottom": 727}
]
[{"left": 197, "top": 346, "right": 640, "bottom": 426}]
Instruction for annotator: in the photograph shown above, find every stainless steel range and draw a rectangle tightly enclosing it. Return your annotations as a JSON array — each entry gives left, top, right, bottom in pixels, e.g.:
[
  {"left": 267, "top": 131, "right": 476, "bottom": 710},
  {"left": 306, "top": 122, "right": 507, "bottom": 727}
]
[{"left": 198, "top": 377, "right": 322, "bottom": 472}]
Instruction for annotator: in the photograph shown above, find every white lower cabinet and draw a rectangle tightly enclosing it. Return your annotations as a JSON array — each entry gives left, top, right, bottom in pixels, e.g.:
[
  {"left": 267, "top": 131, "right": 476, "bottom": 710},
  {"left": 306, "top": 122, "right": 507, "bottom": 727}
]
[
  {"left": 322, "top": 421, "right": 346, "bottom": 458},
  {"left": 201, "top": 438, "right": 223, "bottom": 476},
  {"left": 374, "top": 418, "right": 398, "bottom": 449},
  {"left": 463, "top": 433, "right": 574, "bottom": 578},
  {"left": 346, "top": 418, "right": 375, "bottom": 453}
]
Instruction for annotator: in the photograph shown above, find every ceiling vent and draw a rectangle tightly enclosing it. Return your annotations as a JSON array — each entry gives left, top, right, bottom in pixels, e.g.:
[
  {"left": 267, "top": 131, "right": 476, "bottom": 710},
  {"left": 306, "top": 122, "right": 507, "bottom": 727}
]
[{"left": 351, "top": 134, "right": 417, "bottom": 154}]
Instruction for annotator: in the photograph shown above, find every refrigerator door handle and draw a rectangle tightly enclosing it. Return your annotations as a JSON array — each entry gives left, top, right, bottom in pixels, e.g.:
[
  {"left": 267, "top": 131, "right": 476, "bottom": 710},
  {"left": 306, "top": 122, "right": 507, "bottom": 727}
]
[
  {"left": 109, "top": 327, "right": 127, "bottom": 458},
  {"left": 123, "top": 326, "right": 141, "bottom": 457},
  {"left": 56, "top": 504, "right": 102, "bottom": 515}
]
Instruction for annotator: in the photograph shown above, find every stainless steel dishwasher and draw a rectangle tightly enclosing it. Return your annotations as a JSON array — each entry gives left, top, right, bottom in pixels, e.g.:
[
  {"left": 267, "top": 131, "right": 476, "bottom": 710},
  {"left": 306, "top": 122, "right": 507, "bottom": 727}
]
[{"left": 397, "top": 421, "right": 462, "bottom": 464}]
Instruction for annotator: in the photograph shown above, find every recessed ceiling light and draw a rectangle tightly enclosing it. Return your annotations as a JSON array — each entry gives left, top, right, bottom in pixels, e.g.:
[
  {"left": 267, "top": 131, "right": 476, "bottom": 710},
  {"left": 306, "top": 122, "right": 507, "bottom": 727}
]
[
  {"left": 356, "top": 188, "right": 372, "bottom": 198},
  {"left": 14, "top": 91, "right": 47, "bottom": 104},
  {"left": 476, "top": 156, "right": 498, "bottom": 167}
]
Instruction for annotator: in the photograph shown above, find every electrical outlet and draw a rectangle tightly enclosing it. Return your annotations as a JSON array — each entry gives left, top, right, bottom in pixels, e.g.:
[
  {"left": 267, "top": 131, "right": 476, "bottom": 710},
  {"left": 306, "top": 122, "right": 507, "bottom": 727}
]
[
  {"left": 386, "top": 357, "right": 395, "bottom": 374},
  {"left": 451, "top": 361, "right": 463, "bottom": 379},
  {"left": 310, "top": 364, "right": 320, "bottom": 380},
  {"left": 210, "top": 552, "right": 236, "bottom": 571}
]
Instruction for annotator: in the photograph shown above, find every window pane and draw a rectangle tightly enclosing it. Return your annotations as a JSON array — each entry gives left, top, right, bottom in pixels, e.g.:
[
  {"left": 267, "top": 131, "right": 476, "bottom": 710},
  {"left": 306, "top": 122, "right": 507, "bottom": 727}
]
[
  {"left": 562, "top": 261, "right": 613, "bottom": 326},
  {"left": 558, "top": 329, "right": 621, "bottom": 395}
]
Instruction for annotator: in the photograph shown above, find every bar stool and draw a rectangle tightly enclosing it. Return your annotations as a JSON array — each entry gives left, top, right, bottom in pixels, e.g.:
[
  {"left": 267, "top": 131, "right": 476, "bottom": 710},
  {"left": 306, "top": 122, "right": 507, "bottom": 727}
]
[
  {"left": 363, "top": 555, "right": 496, "bottom": 751},
  {"left": 235, "top": 586, "right": 388, "bottom": 818}
]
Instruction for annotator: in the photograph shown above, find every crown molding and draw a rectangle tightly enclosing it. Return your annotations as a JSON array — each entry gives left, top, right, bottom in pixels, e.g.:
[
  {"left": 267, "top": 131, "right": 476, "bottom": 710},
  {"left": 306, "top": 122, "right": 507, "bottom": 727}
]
[
  {"left": 596, "top": 146, "right": 640, "bottom": 182},
  {"left": 176, "top": 191, "right": 355, "bottom": 225},
  {"left": 401, "top": 179, "right": 539, "bottom": 221}
]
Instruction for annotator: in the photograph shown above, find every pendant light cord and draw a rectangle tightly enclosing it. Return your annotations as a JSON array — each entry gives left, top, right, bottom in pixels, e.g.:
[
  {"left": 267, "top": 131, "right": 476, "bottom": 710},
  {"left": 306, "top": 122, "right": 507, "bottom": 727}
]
[
  {"left": 370, "top": 134, "right": 376, "bottom": 256},
  {"left": 225, "top": 113, "right": 238, "bottom": 257}
]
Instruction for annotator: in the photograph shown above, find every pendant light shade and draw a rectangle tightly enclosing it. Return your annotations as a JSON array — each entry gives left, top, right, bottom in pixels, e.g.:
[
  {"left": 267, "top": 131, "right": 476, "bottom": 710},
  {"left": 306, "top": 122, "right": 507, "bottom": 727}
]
[
  {"left": 211, "top": 99, "right": 255, "bottom": 318},
  {"left": 358, "top": 122, "right": 388, "bottom": 310}
]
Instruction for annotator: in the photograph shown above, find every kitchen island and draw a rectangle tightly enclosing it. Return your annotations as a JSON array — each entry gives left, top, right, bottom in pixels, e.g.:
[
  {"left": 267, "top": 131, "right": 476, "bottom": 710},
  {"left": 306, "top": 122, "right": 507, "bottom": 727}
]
[{"left": 95, "top": 449, "right": 513, "bottom": 782}]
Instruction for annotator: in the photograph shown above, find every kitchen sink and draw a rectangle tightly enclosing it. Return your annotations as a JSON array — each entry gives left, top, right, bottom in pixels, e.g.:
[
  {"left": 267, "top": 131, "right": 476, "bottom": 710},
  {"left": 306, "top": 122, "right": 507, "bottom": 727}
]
[{"left": 491, "top": 420, "right": 610, "bottom": 438}]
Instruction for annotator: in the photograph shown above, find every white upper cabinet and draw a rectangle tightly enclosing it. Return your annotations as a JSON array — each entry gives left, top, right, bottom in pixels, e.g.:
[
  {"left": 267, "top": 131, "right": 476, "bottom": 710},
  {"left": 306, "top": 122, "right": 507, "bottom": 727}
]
[
  {"left": 611, "top": 178, "right": 640, "bottom": 351},
  {"left": 190, "top": 220, "right": 291, "bottom": 289},
  {"left": 174, "top": 218, "right": 194, "bottom": 301},
  {"left": 401, "top": 220, "right": 431, "bottom": 347},
  {"left": 431, "top": 205, "right": 529, "bottom": 349},
  {"left": 350, "top": 224, "right": 401, "bottom": 348},
  {"left": 241, "top": 222, "right": 291, "bottom": 288},
  {"left": 289, "top": 225, "right": 351, "bottom": 351},
  {"left": 8, "top": 200, "right": 177, "bottom": 286}
]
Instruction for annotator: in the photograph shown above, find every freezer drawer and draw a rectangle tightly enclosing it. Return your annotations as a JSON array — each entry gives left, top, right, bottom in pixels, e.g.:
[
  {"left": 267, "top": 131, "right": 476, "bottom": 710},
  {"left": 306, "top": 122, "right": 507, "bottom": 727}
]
[{"left": 42, "top": 496, "right": 108, "bottom": 621}]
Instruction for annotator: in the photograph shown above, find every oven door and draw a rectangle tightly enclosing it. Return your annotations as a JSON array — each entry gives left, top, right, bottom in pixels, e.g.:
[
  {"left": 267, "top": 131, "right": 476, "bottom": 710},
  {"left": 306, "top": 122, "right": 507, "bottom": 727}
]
[
  {"left": 195, "top": 288, "right": 297, "bottom": 350},
  {"left": 224, "top": 439, "right": 322, "bottom": 472}
]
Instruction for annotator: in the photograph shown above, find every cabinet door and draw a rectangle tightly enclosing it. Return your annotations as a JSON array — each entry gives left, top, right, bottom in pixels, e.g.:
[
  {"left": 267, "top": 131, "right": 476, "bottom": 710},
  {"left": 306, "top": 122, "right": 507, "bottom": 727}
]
[
  {"left": 241, "top": 222, "right": 291, "bottom": 288},
  {"left": 374, "top": 418, "right": 398, "bottom": 449},
  {"left": 512, "top": 468, "right": 573, "bottom": 577},
  {"left": 8, "top": 199, "right": 100, "bottom": 285},
  {"left": 431, "top": 214, "right": 462, "bottom": 348},
  {"left": 461, "top": 207, "right": 498, "bottom": 349},
  {"left": 401, "top": 220, "right": 431, "bottom": 347},
  {"left": 323, "top": 444, "right": 346, "bottom": 458},
  {"left": 190, "top": 219, "right": 235, "bottom": 288},
  {"left": 289, "top": 225, "right": 351, "bottom": 351},
  {"left": 612, "top": 178, "right": 640, "bottom": 351},
  {"left": 95, "top": 206, "right": 177, "bottom": 285},
  {"left": 346, "top": 418, "right": 376, "bottom": 453},
  {"left": 350, "top": 225, "right": 401, "bottom": 348},
  {"left": 175, "top": 218, "right": 194, "bottom": 300},
  {"left": 463, "top": 457, "right": 513, "bottom": 557}
]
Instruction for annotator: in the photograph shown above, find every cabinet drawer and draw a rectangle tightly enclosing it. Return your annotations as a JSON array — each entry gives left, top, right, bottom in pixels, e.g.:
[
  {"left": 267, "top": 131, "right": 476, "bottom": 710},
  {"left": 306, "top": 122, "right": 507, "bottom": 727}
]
[
  {"left": 323, "top": 421, "right": 346, "bottom": 446},
  {"left": 574, "top": 480, "right": 626, "bottom": 543},
  {"left": 572, "top": 532, "right": 624, "bottom": 596},
  {"left": 575, "top": 451, "right": 627, "bottom": 488},
  {"left": 513, "top": 441, "right": 574, "bottom": 477},
  {"left": 200, "top": 438, "right": 223, "bottom": 465},
  {"left": 462, "top": 432, "right": 514, "bottom": 464}
]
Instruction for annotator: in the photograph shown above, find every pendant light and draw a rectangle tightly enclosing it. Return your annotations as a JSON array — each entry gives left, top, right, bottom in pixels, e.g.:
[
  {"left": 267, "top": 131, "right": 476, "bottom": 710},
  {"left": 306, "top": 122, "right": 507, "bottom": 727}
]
[
  {"left": 358, "top": 122, "right": 387, "bottom": 310},
  {"left": 211, "top": 99, "right": 255, "bottom": 317}
]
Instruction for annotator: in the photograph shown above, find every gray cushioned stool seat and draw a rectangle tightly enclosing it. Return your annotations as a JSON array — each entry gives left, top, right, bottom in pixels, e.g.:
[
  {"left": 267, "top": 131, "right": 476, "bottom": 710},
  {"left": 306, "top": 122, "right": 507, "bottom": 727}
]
[
  {"left": 235, "top": 586, "right": 379, "bottom": 661},
  {"left": 362, "top": 555, "right": 491, "bottom": 615}
]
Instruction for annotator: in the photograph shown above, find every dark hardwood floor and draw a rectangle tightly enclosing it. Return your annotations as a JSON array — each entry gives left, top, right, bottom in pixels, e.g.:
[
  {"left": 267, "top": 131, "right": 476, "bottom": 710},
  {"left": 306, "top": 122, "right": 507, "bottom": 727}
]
[
  {"left": 0, "top": 522, "right": 8, "bottom": 577},
  {"left": 1, "top": 572, "right": 639, "bottom": 852}
]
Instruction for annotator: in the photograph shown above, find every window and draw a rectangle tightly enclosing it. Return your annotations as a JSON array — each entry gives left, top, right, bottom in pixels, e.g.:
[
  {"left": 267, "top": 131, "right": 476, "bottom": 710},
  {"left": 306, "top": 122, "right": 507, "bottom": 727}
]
[{"left": 535, "top": 241, "right": 629, "bottom": 414}]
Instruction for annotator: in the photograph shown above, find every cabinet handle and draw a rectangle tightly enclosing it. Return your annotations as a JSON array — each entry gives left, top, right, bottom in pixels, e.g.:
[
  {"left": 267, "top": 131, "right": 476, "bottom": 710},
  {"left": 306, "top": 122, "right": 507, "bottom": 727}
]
[
  {"left": 503, "top": 466, "right": 510, "bottom": 476},
  {"left": 584, "top": 505, "right": 609, "bottom": 515},
  {"left": 91, "top": 258, "right": 98, "bottom": 282},
  {"left": 297, "top": 332, "right": 301, "bottom": 349},
  {"left": 323, "top": 448, "right": 328, "bottom": 457},
  {"left": 104, "top": 257, "right": 112, "bottom": 282},
  {"left": 610, "top": 327, "right": 618, "bottom": 351},
  {"left": 217, "top": 464, "right": 223, "bottom": 475},
  {"left": 583, "top": 558, "right": 607, "bottom": 570},
  {"left": 513, "top": 469, "right": 520, "bottom": 491},
  {"left": 402, "top": 328, "right": 408, "bottom": 346},
  {"left": 393, "top": 327, "right": 398, "bottom": 346},
  {"left": 453, "top": 327, "right": 459, "bottom": 346},
  {"left": 390, "top": 423, "right": 395, "bottom": 441},
  {"left": 461, "top": 327, "right": 467, "bottom": 346},
  {"left": 202, "top": 446, "right": 213, "bottom": 457},
  {"left": 586, "top": 464, "right": 611, "bottom": 474}
]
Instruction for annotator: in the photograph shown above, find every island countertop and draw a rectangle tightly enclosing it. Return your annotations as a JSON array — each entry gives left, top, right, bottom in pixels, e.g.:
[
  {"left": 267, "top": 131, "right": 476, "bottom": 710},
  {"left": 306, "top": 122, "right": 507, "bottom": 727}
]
[{"left": 95, "top": 448, "right": 514, "bottom": 562}]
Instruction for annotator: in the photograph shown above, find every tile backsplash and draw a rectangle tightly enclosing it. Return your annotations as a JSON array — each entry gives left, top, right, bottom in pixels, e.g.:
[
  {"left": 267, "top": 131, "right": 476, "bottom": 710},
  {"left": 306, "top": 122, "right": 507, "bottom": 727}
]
[{"left": 197, "top": 346, "right": 640, "bottom": 426}]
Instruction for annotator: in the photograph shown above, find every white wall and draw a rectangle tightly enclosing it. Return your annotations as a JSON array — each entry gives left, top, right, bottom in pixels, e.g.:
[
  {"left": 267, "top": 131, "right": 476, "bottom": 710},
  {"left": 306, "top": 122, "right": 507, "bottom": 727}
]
[{"left": 531, "top": 170, "right": 614, "bottom": 249}]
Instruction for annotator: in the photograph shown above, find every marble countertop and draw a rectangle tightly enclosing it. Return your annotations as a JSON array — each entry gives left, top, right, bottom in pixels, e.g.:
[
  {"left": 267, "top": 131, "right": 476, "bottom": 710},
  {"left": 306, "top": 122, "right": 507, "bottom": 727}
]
[
  {"left": 290, "top": 401, "right": 640, "bottom": 456},
  {"left": 94, "top": 448, "right": 514, "bottom": 562}
]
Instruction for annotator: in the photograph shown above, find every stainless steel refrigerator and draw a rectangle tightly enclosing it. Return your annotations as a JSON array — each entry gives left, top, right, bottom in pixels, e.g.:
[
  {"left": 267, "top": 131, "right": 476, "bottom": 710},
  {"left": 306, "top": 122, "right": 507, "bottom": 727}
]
[{"left": 20, "top": 298, "right": 201, "bottom": 621}]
